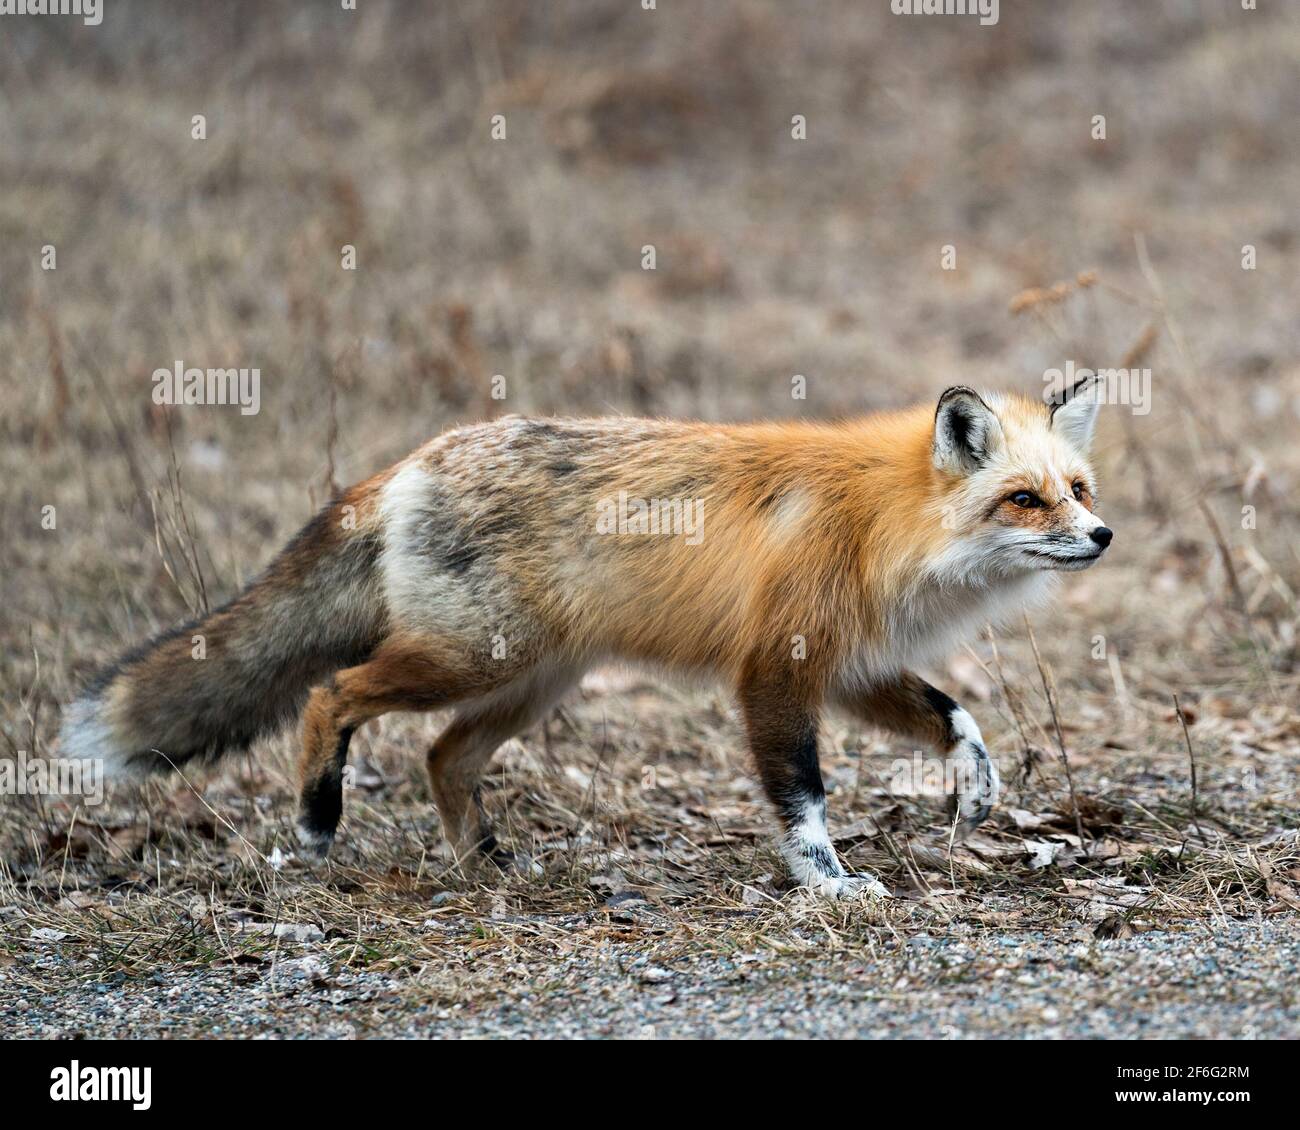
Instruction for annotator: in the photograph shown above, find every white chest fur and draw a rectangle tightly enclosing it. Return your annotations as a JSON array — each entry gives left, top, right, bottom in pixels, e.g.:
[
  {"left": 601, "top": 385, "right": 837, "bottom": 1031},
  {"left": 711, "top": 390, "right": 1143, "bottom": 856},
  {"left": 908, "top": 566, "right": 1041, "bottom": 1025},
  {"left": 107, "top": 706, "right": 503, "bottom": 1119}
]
[{"left": 835, "top": 571, "right": 1054, "bottom": 693}]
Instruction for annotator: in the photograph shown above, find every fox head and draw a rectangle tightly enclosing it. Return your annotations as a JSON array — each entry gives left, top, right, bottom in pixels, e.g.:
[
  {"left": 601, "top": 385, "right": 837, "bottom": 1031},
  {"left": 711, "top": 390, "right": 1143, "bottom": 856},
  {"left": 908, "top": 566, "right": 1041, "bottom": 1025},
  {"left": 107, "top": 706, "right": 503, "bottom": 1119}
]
[{"left": 931, "top": 375, "right": 1112, "bottom": 577}]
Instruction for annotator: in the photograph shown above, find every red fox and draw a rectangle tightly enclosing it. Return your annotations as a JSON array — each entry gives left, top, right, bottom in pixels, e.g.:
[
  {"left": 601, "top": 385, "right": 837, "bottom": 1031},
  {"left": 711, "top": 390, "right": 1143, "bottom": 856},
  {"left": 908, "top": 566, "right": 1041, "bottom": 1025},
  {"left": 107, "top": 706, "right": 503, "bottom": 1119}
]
[{"left": 61, "top": 377, "right": 1110, "bottom": 898}]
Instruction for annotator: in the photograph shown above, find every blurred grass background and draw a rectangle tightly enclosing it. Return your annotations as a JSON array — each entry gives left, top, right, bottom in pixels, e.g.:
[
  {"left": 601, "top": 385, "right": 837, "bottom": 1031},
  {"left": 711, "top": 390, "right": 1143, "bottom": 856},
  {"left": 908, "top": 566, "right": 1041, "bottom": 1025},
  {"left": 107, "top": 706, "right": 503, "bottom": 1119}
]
[{"left": 1, "top": 0, "right": 1296, "bottom": 786}]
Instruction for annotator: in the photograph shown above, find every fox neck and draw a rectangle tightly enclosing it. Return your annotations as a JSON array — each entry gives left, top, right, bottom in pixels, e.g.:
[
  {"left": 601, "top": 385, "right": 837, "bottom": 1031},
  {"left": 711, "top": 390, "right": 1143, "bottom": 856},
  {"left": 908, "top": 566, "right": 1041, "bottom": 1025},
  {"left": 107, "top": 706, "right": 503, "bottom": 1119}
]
[{"left": 841, "top": 562, "right": 1055, "bottom": 690}]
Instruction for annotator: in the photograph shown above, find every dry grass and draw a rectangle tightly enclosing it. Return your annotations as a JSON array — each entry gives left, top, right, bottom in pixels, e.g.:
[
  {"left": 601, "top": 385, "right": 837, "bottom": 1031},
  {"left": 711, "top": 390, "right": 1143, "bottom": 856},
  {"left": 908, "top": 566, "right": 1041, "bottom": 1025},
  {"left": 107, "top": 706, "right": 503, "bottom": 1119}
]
[{"left": 1, "top": 1, "right": 1298, "bottom": 1027}]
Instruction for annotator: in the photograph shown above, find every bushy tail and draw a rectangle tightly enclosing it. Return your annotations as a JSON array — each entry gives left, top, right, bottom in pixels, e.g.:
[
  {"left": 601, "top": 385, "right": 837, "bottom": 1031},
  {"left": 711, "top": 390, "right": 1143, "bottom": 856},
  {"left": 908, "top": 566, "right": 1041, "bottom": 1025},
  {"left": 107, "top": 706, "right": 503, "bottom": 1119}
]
[{"left": 60, "top": 502, "right": 388, "bottom": 779}]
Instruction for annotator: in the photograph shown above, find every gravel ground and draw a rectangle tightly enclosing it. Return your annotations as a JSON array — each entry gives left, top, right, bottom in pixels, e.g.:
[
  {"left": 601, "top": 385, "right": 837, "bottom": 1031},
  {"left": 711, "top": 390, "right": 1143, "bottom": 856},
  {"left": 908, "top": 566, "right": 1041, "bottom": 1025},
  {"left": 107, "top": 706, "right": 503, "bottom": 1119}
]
[{"left": 7, "top": 917, "right": 1296, "bottom": 1040}]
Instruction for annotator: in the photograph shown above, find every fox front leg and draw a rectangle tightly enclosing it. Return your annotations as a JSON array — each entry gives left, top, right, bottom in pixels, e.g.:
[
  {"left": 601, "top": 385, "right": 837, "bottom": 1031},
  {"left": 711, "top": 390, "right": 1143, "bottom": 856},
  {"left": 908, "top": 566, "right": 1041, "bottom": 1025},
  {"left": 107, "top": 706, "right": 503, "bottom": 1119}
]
[
  {"left": 837, "top": 672, "right": 999, "bottom": 837},
  {"left": 940, "top": 692, "right": 999, "bottom": 833},
  {"left": 738, "top": 677, "right": 889, "bottom": 900}
]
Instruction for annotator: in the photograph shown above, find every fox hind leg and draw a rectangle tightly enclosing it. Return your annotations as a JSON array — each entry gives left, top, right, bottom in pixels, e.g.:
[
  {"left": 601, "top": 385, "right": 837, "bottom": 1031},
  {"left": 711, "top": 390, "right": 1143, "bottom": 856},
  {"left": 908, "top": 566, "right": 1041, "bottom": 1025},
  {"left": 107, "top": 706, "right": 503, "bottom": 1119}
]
[
  {"left": 427, "top": 668, "right": 580, "bottom": 872},
  {"left": 294, "top": 637, "right": 512, "bottom": 857},
  {"left": 295, "top": 719, "right": 356, "bottom": 856}
]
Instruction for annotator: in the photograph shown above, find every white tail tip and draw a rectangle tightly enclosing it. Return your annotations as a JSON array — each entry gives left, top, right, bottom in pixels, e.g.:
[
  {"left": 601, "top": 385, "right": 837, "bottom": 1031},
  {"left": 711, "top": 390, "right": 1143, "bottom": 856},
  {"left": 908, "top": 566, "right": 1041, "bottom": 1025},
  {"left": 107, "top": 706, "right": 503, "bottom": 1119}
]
[{"left": 58, "top": 695, "right": 137, "bottom": 779}]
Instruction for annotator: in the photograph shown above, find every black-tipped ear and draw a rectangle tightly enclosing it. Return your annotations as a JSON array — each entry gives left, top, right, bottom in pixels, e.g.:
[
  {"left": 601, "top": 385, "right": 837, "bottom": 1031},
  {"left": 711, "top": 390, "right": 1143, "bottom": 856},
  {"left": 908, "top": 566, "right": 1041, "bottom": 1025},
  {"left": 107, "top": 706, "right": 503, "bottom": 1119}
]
[
  {"left": 933, "top": 387, "right": 1003, "bottom": 475},
  {"left": 1049, "top": 373, "right": 1101, "bottom": 452}
]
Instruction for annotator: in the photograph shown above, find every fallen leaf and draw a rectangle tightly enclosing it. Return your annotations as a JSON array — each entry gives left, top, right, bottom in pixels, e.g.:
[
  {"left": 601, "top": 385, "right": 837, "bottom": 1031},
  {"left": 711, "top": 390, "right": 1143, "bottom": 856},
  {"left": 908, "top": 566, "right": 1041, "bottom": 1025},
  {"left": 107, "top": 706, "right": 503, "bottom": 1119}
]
[
  {"left": 1008, "top": 809, "right": 1057, "bottom": 831},
  {"left": 56, "top": 891, "right": 101, "bottom": 911},
  {"left": 1024, "top": 839, "right": 1066, "bottom": 870},
  {"left": 234, "top": 922, "right": 324, "bottom": 942}
]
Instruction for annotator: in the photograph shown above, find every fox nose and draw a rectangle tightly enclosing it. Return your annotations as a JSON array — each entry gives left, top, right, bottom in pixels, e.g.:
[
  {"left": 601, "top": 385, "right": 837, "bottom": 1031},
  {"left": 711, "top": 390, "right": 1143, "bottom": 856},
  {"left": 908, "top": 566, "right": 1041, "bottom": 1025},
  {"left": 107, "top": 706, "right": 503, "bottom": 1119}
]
[{"left": 1090, "top": 526, "right": 1114, "bottom": 549}]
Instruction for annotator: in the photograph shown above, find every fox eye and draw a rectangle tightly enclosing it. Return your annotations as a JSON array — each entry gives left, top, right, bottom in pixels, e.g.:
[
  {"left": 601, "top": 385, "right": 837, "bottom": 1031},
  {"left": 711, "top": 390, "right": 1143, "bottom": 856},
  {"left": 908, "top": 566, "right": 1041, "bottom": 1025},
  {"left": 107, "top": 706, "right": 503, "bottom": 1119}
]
[
  {"left": 1009, "top": 490, "right": 1043, "bottom": 509},
  {"left": 1072, "top": 482, "right": 1086, "bottom": 501}
]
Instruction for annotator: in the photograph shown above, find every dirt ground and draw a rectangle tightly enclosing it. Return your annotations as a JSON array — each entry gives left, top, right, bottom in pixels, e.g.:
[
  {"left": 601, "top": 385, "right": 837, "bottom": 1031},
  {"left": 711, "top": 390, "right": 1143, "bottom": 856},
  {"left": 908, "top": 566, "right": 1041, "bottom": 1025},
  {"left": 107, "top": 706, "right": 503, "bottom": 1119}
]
[{"left": 2, "top": 1, "right": 1298, "bottom": 1039}]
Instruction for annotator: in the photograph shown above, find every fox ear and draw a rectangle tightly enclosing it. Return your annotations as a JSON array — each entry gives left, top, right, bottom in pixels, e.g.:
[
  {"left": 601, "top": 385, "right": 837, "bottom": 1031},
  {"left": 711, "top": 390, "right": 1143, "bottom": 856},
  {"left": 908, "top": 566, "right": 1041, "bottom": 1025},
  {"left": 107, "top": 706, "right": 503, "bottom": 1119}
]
[
  {"left": 1049, "top": 373, "right": 1101, "bottom": 452},
  {"left": 933, "top": 387, "right": 1003, "bottom": 475}
]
